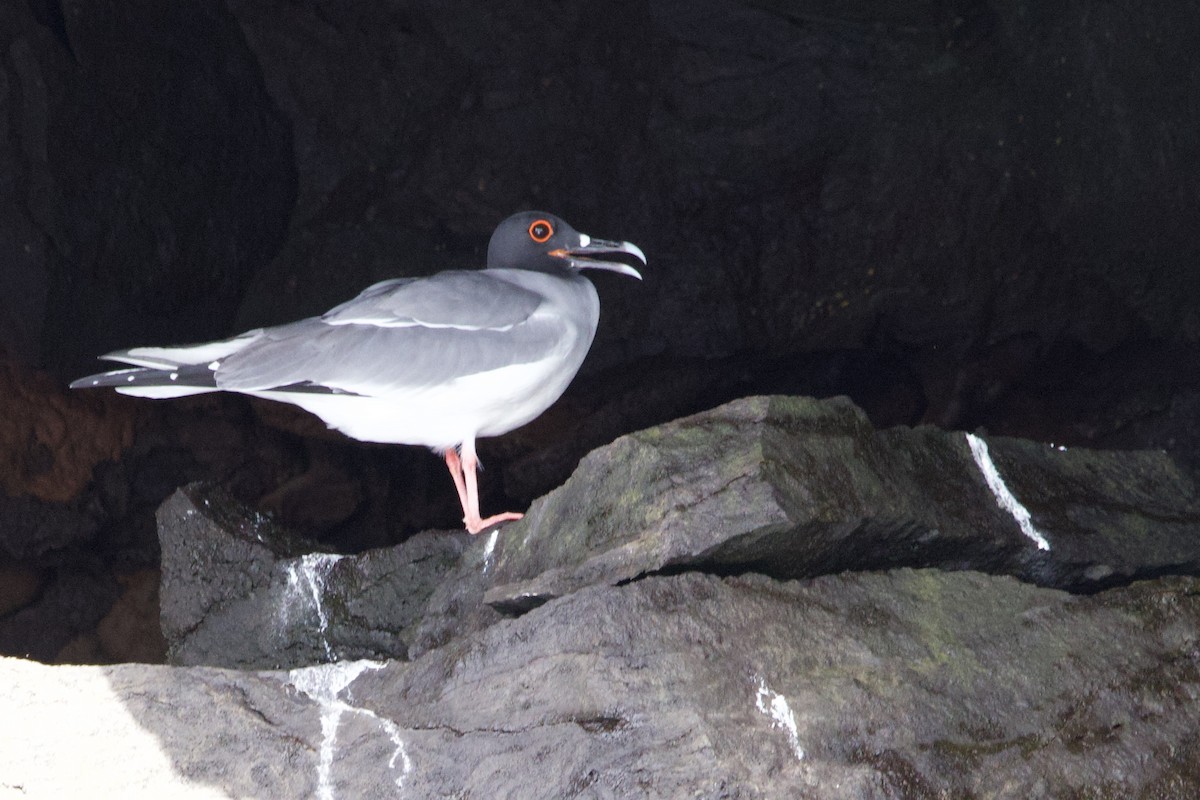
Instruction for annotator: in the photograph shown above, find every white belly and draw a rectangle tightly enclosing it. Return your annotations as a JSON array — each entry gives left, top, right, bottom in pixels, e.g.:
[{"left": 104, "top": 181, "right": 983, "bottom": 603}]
[
  {"left": 251, "top": 336, "right": 588, "bottom": 450},
  {"left": 248, "top": 269, "right": 601, "bottom": 450}
]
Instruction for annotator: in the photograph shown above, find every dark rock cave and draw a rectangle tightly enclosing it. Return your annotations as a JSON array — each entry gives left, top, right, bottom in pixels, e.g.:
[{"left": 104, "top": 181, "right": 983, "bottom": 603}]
[{"left": 2, "top": 1, "right": 1199, "bottom": 796}]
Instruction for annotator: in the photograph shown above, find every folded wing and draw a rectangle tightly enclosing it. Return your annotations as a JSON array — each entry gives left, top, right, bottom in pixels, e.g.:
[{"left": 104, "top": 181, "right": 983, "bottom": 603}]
[{"left": 214, "top": 270, "right": 562, "bottom": 395}]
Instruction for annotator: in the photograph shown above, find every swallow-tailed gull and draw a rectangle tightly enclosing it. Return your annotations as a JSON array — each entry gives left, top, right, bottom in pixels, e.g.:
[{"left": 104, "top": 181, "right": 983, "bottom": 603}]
[{"left": 71, "top": 211, "right": 644, "bottom": 533}]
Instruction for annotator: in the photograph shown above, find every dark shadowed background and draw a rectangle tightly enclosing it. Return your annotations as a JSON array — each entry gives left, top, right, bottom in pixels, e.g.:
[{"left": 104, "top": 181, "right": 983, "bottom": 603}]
[{"left": 1, "top": 0, "right": 1197, "bottom": 662}]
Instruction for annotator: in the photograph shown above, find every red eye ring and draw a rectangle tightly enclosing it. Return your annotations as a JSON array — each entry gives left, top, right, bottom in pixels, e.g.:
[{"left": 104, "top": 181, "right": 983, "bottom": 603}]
[{"left": 528, "top": 219, "right": 554, "bottom": 243}]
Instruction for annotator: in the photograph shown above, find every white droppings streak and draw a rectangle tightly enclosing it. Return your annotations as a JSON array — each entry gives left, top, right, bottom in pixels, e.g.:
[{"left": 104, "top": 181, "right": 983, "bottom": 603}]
[
  {"left": 289, "top": 661, "right": 411, "bottom": 799},
  {"left": 281, "top": 553, "right": 345, "bottom": 660},
  {"left": 965, "top": 432, "right": 1051, "bottom": 551},
  {"left": 755, "top": 677, "right": 804, "bottom": 761},
  {"left": 482, "top": 529, "right": 499, "bottom": 573}
]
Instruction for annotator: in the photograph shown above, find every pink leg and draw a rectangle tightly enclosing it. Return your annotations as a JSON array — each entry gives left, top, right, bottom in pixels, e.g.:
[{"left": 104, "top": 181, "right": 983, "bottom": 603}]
[
  {"left": 443, "top": 448, "right": 470, "bottom": 515},
  {"left": 455, "top": 439, "right": 523, "bottom": 534}
]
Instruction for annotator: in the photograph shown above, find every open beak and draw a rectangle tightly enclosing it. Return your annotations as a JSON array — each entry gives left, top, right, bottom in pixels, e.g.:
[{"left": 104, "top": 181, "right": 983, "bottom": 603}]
[{"left": 551, "top": 234, "right": 645, "bottom": 280}]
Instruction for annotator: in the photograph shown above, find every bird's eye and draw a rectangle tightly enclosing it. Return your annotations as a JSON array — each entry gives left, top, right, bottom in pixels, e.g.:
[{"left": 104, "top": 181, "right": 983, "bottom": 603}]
[{"left": 528, "top": 220, "right": 554, "bottom": 243}]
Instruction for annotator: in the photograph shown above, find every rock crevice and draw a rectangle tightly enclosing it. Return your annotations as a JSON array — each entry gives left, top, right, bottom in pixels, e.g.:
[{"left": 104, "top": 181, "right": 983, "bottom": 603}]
[{"left": 5, "top": 395, "right": 1200, "bottom": 797}]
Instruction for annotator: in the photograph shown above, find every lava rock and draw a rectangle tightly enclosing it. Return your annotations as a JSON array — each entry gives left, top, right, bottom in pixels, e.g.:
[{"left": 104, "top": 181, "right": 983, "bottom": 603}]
[
  {"left": 0, "top": 654, "right": 316, "bottom": 798},
  {"left": 0, "top": 492, "right": 99, "bottom": 561},
  {"left": 0, "top": 567, "right": 120, "bottom": 662},
  {"left": 0, "top": 361, "right": 134, "bottom": 504},
  {"left": 0, "top": 0, "right": 294, "bottom": 375},
  {"left": 4, "top": 569, "right": 1199, "bottom": 797},
  {"left": 0, "top": 561, "right": 44, "bottom": 618},
  {"left": 476, "top": 395, "right": 1200, "bottom": 615},
  {"left": 159, "top": 395, "right": 1200, "bottom": 667},
  {"left": 158, "top": 484, "right": 468, "bottom": 669}
]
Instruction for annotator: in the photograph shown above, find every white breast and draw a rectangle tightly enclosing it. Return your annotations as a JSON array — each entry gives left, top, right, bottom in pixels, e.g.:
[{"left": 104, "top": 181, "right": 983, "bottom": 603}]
[{"left": 255, "top": 269, "right": 600, "bottom": 451}]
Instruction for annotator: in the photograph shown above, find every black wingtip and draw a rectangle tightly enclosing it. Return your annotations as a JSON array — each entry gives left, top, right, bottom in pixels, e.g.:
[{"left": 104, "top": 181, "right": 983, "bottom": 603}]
[
  {"left": 68, "top": 364, "right": 219, "bottom": 391},
  {"left": 69, "top": 370, "right": 141, "bottom": 390}
]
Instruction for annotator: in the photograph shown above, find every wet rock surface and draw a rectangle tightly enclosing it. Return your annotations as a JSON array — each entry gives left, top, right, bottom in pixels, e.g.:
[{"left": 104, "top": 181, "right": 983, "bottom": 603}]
[
  {"left": 16, "top": 394, "right": 1173, "bottom": 796},
  {"left": 3, "top": 0, "right": 1200, "bottom": 671},
  {"left": 464, "top": 396, "right": 1199, "bottom": 637},
  {"left": 159, "top": 484, "right": 468, "bottom": 669},
  {"left": 4, "top": 569, "right": 1199, "bottom": 798},
  {"left": 162, "top": 395, "right": 1200, "bottom": 668}
]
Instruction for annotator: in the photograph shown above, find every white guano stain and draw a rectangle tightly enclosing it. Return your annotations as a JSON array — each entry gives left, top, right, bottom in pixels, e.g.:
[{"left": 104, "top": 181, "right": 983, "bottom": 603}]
[
  {"left": 280, "top": 553, "right": 345, "bottom": 660},
  {"left": 289, "top": 660, "right": 411, "bottom": 799},
  {"left": 482, "top": 529, "right": 499, "bottom": 574},
  {"left": 965, "top": 432, "right": 1051, "bottom": 551},
  {"left": 754, "top": 677, "right": 804, "bottom": 761}
]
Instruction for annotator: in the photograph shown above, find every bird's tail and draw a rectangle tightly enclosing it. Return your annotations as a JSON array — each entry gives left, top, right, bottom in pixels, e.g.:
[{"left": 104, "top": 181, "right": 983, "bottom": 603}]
[
  {"left": 69, "top": 329, "right": 262, "bottom": 398},
  {"left": 69, "top": 364, "right": 218, "bottom": 398}
]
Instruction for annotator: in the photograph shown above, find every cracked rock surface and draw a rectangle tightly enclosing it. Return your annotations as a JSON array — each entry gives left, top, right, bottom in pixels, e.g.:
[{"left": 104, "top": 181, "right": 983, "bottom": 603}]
[
  {"left": 420, "top": 395, "right": 1200, "bottom": 652},
  {"left": 6, "top": 395, "right": 1200, "bottom": 796},
  {"left": 4, "top": 569, "right": 1199, "bottom": 798},
  {"left": 159, "top": 396, "right": 1200, "bottom": 669},
  {"left": 159, "top": 484, "right": 468, "bottom": 669}
]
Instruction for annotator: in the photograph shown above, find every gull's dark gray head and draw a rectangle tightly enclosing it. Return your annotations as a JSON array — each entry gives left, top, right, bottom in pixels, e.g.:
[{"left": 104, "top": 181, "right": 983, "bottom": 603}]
[{"left": 486, "top": 211, "right": 644, "bottom": 279}]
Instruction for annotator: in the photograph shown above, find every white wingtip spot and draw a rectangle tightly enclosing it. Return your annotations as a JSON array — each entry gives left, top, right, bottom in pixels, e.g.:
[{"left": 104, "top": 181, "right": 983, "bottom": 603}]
[
  {"left": 208, "top": 361, "right": 221, "bottom": 371},
  {"left": 126, "top": 375, "right": 135, "bottom": 382},
  {"left": 578, "top": 233, "right": 590, "bottom": 247},
  {"left": 966, "top": 432, "right": 1051, "bottom": 551},
  {"left": 169, "top": 372, "right": 179, "bottom": 381}
]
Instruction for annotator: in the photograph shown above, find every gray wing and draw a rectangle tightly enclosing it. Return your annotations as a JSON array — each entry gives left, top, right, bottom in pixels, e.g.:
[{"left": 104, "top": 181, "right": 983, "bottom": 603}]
[
  {"left": 320, "top": 271, "right": 542, "bottom": 329},
  {"left": 215, "top": 272, "right": 562, "bottom": 394}
]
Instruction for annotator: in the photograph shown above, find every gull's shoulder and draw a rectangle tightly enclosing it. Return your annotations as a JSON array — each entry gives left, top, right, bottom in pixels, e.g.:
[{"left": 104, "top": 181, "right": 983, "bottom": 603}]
[{"left": 320, "top": 269, "right": 546, "bottom": 331}]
